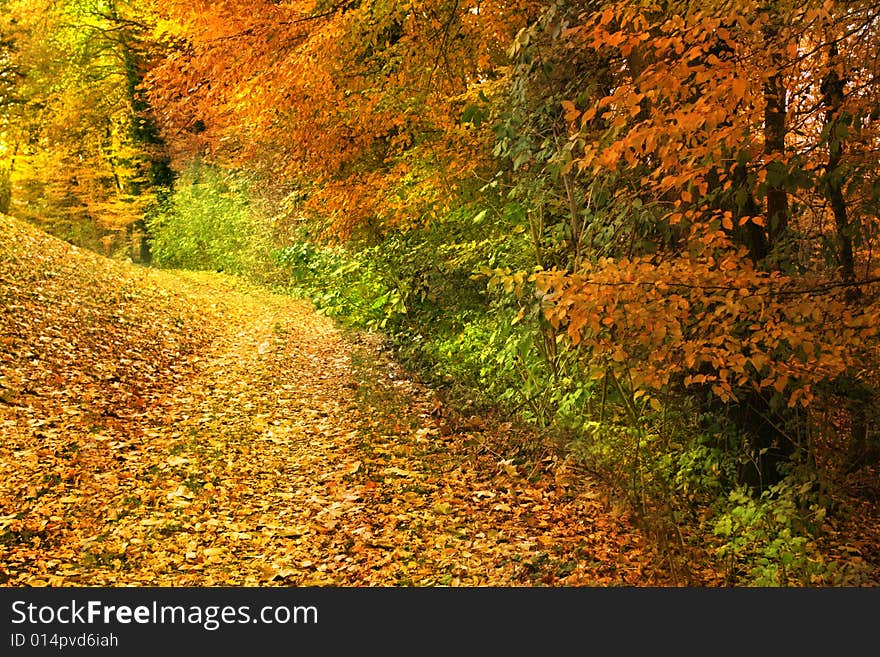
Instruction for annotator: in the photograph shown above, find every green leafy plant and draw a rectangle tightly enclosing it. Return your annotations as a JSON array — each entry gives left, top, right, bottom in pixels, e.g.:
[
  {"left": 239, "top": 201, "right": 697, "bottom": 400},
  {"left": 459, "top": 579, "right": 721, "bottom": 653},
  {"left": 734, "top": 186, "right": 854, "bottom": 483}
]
[{"left": 146, "top": 163, "right": 276, "bottom": 280}]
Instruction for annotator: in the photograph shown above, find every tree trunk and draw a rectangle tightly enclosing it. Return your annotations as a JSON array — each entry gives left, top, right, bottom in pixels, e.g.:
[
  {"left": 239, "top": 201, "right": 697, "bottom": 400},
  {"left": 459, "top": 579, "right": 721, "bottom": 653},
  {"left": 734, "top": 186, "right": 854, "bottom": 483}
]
[
  {"left": 821, "top": 44, "right": 857, "bottom": 292},
  {"left": 763, "top": 70, "right": 789, "bottom": 246},
  {"left": 733, "top": 163, "right": 768, "bottom": 263}
]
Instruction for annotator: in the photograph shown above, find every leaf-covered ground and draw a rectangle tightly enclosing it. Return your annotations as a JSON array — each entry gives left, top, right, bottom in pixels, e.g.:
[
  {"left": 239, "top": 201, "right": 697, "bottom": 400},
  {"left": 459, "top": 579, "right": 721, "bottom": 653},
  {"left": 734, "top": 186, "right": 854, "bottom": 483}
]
[{"left": 1, "top": 214, "right": 677, "bottom": 586}]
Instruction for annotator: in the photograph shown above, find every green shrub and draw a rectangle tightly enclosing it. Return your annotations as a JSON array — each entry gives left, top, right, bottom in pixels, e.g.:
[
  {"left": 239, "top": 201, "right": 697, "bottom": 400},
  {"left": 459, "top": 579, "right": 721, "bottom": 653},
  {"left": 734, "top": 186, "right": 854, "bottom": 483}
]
[
  {"left": 146, "top": 163, "right": 277, "bottom": 280},
  {"left": 713, "top": 481, "right": 828, "bottom": 586}
]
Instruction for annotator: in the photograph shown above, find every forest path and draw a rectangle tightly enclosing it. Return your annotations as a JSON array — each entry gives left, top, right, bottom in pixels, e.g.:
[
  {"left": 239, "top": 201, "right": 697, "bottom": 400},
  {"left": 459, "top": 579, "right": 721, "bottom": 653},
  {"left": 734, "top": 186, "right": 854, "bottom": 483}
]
[{"left": 0, "top": 214, "right": 673, "bottom": 585}]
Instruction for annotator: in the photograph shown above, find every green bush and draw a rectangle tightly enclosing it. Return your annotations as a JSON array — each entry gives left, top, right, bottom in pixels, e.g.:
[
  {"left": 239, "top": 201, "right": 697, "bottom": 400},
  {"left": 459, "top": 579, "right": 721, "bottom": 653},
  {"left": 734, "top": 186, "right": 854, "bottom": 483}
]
[
  {"left": 713, "top": 481, "right": 829, "bottom": 586},
  {"left": 146, "top": 163, "right": 277, "bottom": 280}
]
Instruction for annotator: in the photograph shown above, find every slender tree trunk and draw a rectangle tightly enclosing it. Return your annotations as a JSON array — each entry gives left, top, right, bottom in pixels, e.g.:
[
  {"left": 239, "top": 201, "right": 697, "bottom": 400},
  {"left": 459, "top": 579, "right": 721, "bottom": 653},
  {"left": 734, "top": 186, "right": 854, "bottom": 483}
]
[
  {"left": 763, "top": 70, "right": 788, "bottom": 245},
  {"left": 733, "top": 163, "right": 768, "bottom": 262},
  {"left": 821, "top": 44, "right": 856, "bottom": 289},
  {"left": 0, "top": 165, "right": 11, "bottom": 215},
  {"left": 0, "top": 142, "right": 18, "bottom": 215},
  {"left": 821, "top": 44, "right": 870, "bottom": 460}
]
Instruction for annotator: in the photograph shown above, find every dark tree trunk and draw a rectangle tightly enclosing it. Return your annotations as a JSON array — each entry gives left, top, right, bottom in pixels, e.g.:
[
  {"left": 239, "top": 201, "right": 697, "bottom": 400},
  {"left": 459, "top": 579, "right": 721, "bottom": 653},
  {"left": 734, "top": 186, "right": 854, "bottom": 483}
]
[
  {"left": 763, "top": 70, "right": 789, "bottom": 246},
  {"left": 732, "top": 163, "right": 768, "bottom": 263},
  {"left": 821, "top": 45, "right": 857, "bottom": 292}
]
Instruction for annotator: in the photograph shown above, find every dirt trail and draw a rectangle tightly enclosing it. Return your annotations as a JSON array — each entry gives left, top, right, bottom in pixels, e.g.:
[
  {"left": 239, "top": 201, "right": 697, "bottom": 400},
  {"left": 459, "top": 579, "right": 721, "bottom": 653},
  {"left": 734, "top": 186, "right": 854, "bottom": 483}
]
[{"left": 0, "top": 214, "right": 671, "bottom": 586}]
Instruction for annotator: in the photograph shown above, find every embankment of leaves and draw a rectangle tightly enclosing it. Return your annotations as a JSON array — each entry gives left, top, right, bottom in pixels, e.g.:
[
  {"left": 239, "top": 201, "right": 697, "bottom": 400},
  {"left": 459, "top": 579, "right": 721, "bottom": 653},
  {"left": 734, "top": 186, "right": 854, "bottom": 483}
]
[
  {"left": 0, "top": 214, "right": 218, "bottom": 413},
  {"left": 0, "top": 213, "right": 223, "bottom": 584}
]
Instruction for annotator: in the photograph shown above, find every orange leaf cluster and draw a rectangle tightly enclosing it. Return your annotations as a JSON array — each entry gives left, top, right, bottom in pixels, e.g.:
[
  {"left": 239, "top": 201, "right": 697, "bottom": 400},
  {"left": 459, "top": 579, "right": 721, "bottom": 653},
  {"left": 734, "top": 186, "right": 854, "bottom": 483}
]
[{"left": 146, "top": 0, "right": 541, "bottom": 234}]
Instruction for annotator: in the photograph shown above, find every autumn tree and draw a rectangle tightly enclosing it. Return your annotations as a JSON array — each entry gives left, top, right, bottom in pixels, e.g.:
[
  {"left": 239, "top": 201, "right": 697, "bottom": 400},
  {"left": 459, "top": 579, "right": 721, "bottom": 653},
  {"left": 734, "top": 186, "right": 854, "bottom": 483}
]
[
  {"left": 494, "top": 0, "right": 880, "bottom": 484},
  {"left": 0, "top": 14, "right": 28, "bottom": 214},
  {"left": 145, "top": 0, "right": 542, "bottom": 238},
  {"left": 0, "top": 0, "right": 170, "bottom": 258}
]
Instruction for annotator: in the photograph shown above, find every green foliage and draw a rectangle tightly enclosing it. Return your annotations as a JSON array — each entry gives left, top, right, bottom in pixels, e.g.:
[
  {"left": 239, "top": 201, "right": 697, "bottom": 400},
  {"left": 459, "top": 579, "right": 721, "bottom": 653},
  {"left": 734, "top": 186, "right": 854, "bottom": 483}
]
[
  {"left": 710, "top": 477, "right": 843, "bottom": 586},
  {"left": 563, "top": 402, "right": 858, "bottom": 585},
  {"left": 273, "top": 238, "right": 405, "bottom": 331},
  {"left": 146, "top": 164, "right": 277, "bottom": 280},
  {"left": 275, "top": 191, "right": 614, "bottom": 429}
]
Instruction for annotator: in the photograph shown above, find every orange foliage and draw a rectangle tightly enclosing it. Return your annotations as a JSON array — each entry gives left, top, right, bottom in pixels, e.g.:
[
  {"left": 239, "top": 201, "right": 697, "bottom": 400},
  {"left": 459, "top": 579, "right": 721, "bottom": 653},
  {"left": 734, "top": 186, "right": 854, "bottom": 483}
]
[
  {"left": 146, "top": 0, "right": 541, "bottom": 235},
  {"left": 534, "top": 229, "right": 879, "bottom": 408},
  {"left": 515, "top": 0, "right": 880, "bottom": 408}
]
